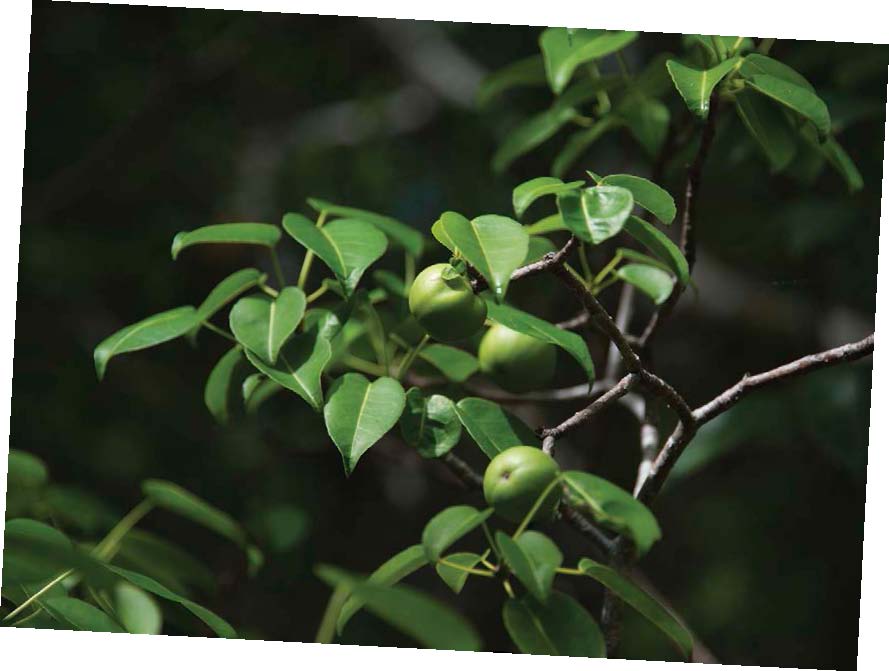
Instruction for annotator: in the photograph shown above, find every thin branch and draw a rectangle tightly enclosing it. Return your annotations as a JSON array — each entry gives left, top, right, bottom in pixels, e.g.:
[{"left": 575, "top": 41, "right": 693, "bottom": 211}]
[
  {"left": 471, "top": 236, "right": 578, "bottom": 292},
  {"left": 540, "top": 374, "right": 638, "bottom": 440}
]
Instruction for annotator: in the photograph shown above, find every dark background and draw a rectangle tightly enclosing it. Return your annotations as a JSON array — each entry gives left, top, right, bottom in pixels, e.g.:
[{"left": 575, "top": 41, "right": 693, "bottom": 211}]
[{"left": 8, "top": 2, "right": 886, "bottom": 668}]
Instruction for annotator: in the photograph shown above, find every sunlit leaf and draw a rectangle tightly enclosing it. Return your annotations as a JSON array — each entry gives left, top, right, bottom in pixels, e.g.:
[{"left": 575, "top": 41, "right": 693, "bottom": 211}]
[
  {"left": 244, "top": 330, "right": 331, "bottom": 411},
  {"left": 400, "top": 388, "right": 462, "bottom": 458},
  {"left": 738, "top": 53, "right": 814, "bottom": 91},
  {"left": 598, "top": 174, "right": 676, "bottom": 225},
  {"left": 454, "top": 397, "right": 540, "bottom": 459},
  {"left": 557, "top": 185, "right": 634, "bottom": 244},
  {"left": 421, "top": 505, "right": 493, "bottom": 562},
  {"left": 513, "top": 177, "right": 585, "bottom": 219},
  {"left": 171, "top": 223, "right": 281, "bottom": 260},
  {"left": 436, "top": 552, "right": 483, "bottom": 594},
  {"left": 307, "top": 198, "right": 423, "bottom": 258},
  {"left": 666, "top": 56, "right": 741, "bottom": 119},
  {"left": 229, "top": 287, "right": 306, "bottom": 364}
]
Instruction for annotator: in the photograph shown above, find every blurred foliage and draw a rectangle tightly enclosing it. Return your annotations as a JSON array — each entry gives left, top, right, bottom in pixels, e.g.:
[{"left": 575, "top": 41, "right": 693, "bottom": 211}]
[{"left": 6, "top": 2, "right": 885, "bottom": 668}]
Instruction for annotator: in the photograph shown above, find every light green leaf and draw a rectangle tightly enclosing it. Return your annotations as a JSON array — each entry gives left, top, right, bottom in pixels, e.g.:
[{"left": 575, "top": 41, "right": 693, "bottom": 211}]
[
  {"left": 502, "top": 591, "right": 605, "bottom": 657},
  {"left": 94, "top": 306, "right": 198, "bottom": 380},
  {"left": 557, "top": 185, "right": 634, "bottom": 244},
  {"left": 578, "top": 558, "right": 693, "bottom": 659},
  {"left": 307, "top": 198, "right": 423, "bottom": 258},
  {"left": 171, "top": 223, "right": 281, "bottom": 260},
  {"left": 114, "top": 581, "right": 163, "bottom": 635},
  {"left": 418, "top": 344, "right": 479, "bottom": 383},
  {"left": 454, "top": 397, "right": 540, "bottom": 459},
  {"left": 107, "top": 565, "right": 236, "bottom": 638},
  {"left": 435, "top": 552, "right": 482, "bottom": 594},
  {"left": 562, "top": 470, "right": 662, "bottom": 555},
  {"left": 421, "top": 505, "right": 493, "bottom": 562},
  {"left": 42, "top": 597, "right": 125, "bottom": 633},
  {"left": 513, "top": 177, "right": 585, "bottom": 219},
  {"left": 738, "top": 53, "right": 814, "bottom": 91},
  {"left": 431, "top": 216, "right": 456, "bottom": 253},
  {"left": 229, "top": 287, "right": 306, "bottom": 364},
  {"left": 190, "top": 268, "right": 265, "bottom": 339},
  {"left": 666, "top": 56, "right": 741, "bottom": 119},
  {"left": 552, "top": 117, "right": 624, "bottom": 178},
  {"left": 735, "top": 87, "right": 797, "bottom": 171},
  {"left": 244, "top": 330, "right": 331, "bottom": 411},
  {"left": 599, "top": 175, "right": 676, "bottom": 225},
  {"left": 337, "top": 544, "right": 429, "bottom": 634},
  {"left": 441, "top": 213, "right": 529, "bottom": 300},
  {"left": 323, "top": 373, "right": 406, "bottom": 475},
  {"left": 317, "top": 565, "right": 482, "bottom": 651},
  {"left": 623, "top": 216, "right": 690, "bottom": 285},
  {"left": 745, "top": 74, "right": 831, "bottom": 140},
  {"left": 400, "top": 388, "right": 462, "bottom": 458},
  {"left": 526, "top": 213, "right": 567, "bottom": 235},
  {"left": 616, "top": 264, "right": 675, "bottom": 304},
  {"left": 540, "top": 28, "right": 638, "bottom": 94},
  {"left": 496, "top": 530, "right": 562, "bottom": 603},
  {"left": 283, "top": 213, "right": 388, "bottom": 295},
  {"left": 477, "top": 55, "right": 547, "bottom": 107},
  {"left": 485, "top": 300, "right": 594, "bottom": 383},
  {"left": 204, "top": 345, "right": 244, "bottom": 425},
  {"left": 141, "top": 479, "right": 247, "bottom": 547},
  {"left": 493, "top": 105, "right": 577, "bottom": 173},
  {"left": 8, "top": 450, "right": 48, "bottom": 489}
]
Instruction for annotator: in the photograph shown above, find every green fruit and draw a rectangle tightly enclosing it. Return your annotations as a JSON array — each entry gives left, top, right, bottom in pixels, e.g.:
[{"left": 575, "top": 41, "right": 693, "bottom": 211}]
[
  {"left": 483, "top": 446, "right": 561, "bottom": 523},
  {"left": 408, "top": 263, "right": 487, "bottom": 342},
  {"left": 478, "top": 324, "right": 557, "bottom": 392}
]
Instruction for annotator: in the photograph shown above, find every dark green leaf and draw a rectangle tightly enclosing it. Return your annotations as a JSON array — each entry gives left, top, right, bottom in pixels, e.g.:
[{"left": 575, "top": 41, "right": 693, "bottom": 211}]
[
  {"left": 738, "top": 53, "right": 814, "bottom": 91},
  {"left": 318, "top": 565, "right": 482, "bottom": 651},
  {"left": 8, "top": 450, "right": 48, "bottom": 489},
  {"left": 421, "top": 505, "right": 493, "bottom": 562},
  {"left": 142, "top": 480, "right": 247, "bottom": 547},
  {"left": 617, "top": 94, "right": 670, "bottom": 157},
  {"left": 557, "top": 185, "right": 634, "bottom": 244},
  {"left": 307, "top": 198, "right": 423, "bottom": 258},
  {"left": 540, "top": 28, "right": 638, "bottom": 94},
  {"left": 42, "top": 597, "right": 125, "bottom": 633},
  {"left": 337, "top": 544, "right": 429, "bottom": 633},
  {"left": 496, "top": 530, "right": 561, "bottom": 603},
  {"left": 666, "top": 56, "right": 741, "bottom": 119},
  {"left": 623, "top": 216, "right": 690, "bottom": 285},
  {"left": 204, "top": 346, "right": 244, "bottom": 425},
  {"left": 115, "top": 529, "right": 215, "bottom": 596},
  {"left": 820, "top": 136, "right": 864, "bottom": 193},
  {"left": 477, "top": 55, "right": 546, "bottom": 107},
  {"left": 513, "top": 177, "right": 585, "bottom": 219},
  {"left": 400, "top": 388, "right": 462, "bottom": 458},
  {"left": 323, "top": 373, "right": 406, "bottom": 475},
  {"left": 244, "top": 330, "right": 331, "bottom": 411},
  {"left": 599, "top": 175, "right": 676, "bottom": 224},
  {"left": 502, "top": 591, "right": 605, "bottom": 657},
  {"left": 551, "top": 117, "right": 624, "bottom": 178},
  {"left": 616, "top": 264, "right": 675, "bottom": 304},
  {"left": 435, "top": 552, "right": 483, "bottom": 594},
  {"left": 578, "top": 558, "right": 693, "bottom": 659},
  {"left": 562, "top": 470, "right": 661, "bottom": 555},
  {"left": 171, "top": 223, "right": 281, "bottom": 260},
  {"left": 454, "top": 397, "right": 540, "bottom": 459},
  {"left": 493, "top": 105, "right": 577, "bottom": 173},
  {"left": 94, "top": 306, "right": 198, "bottom": 380},
  {"left": 735, "top": 87, "right": 797, "bottom": 171},
  {"left": 418, "top": 344, "right": 479, "bottom": 383},
  {"left": 745, "top": 74, "right": 831, "bottom": 140}
]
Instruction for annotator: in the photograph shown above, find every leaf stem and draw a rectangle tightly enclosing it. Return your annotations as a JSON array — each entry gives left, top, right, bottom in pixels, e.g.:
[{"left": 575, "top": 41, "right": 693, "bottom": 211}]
[
  {"left": 404, "top": 251, "right": 416, "bottom": 288},
  {"left": 306, "top": 283, "right": 329, "bottom": 304},
  {"left": 395, "top": 334, "right": 430, "bottom": 381},
  {"left": 93, "top": 499, "right": 155, "bottom": 561},
  {"left": 298, "top": 211, "right": 327, "bottom": 290},
  {"left": 202, "top": 321, "right": 238, "bottom": 343},
  {"left": 258, "top": 280, "right": 279, "bottom": 298},
  {"left": 436, "top": 558, "right": 496, "bottom": 577},
  {"left": 340, "top": 354, "right": 388, "bottom": 378},
  {"left": 314, "top": 584, "right": 350, "bottom": 644},
  {"left": 2, "top": 570, "right": 73, "bottom": 622},
  {"left": 593, "top": 251, "right": 623, "bottom": 288},
  {"left": 512, "top": 475, "right": 563, "bottom": 538},
  {"left": 269, "top": 247, "right": 286, "bottom": 288},
  {"left": 555, "top": 566, "right": 584, "bottom": 576},
  {"left": 578, "top": 243, "right": 594, "bottom": 283}
]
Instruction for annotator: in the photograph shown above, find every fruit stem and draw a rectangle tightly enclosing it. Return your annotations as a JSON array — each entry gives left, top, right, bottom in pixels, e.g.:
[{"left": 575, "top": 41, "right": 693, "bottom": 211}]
[
  {"left": 297, "top": 211, "right": 327, "bottom": 290},
  {"left": 436, "top": 558, "right": 496, "bottom": 577},
  {"left": 512, "top": 475, "right": 563, "bottom": 539},
  {"left": 395, "top": 334, "right": 430, "bottom": 381}
]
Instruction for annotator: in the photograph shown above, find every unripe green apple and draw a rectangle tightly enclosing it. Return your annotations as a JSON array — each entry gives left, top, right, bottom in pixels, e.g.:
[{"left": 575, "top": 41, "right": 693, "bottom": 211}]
[
  {"left": 483, "top": 446, "right": 561, "bottom": 523},
  {"left": 408, "top": 263, "right": 487, "bottom": 342},
  {"left": 478, "top": 324, "right": 557, "bottom": 392}
]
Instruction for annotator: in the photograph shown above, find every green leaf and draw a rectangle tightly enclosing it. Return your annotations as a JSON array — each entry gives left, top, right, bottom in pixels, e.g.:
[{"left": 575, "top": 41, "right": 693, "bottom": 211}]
[
  {"left": 513, "top": 177, "right": 585, "bottom": 219},
  {"left": 8, "top": 450, "right": 48, "bottom": 489},
  {"left": 2, "top": 519, "right": 87, "bottom": 585},
  {"left": 502, "top": 591, "right": 605, "bottom": 657},
  {"left": 283, "top": 213, "right": 388, "bottom": 295},
  {"left": 666, "top": 56, "right": 741, "bottom": 119},
  {"left": 317, "top": 565, "right": 482, "bottom": 651},
  {"left": 616, "top": 264, "right": 675, "bottom": 304},
  {"left": 441, "top": 213, "right": 529, "bottom": 300},
  {"left": 307, "top": 198, "right": 424, "bottom": 258},
  {"left": 94, "top": 306, "right": 198, "bottom": 380},
  {"left": 337, "top": 544, "right": 429, "bottom": 633},
  {"left": 454, "top": 397, "right": 540, "bottom": 459},
  {"left": 107, "top": 565, "right": 236, "bottom": 638},
  {"left": 526, "top": 213, "right": 567, "bottom": 236},
  {"left": 400, "top": 388, "right": 462, "bottom": 458},
  {"left": 435, "top": 552, "right": 482, "bottom": 594},
  {"left": 323, "top": 373, "right": 406, "bottom": 475},
  {"left": 486, "top": 300, "right": 595, "bottom": 384},
  {"left": 190, "top": 268, "right": 265, "bottom": 339},
  {"left": 557, "top": 185, "right": 634, "bottom": 244},
  {"left": 734, "top": 88, "right": 797, "bottom": 171},
  {"left": 477, "top": 55, "right": 547, "bottom": 106},
  {"left": 204, "top": 346, "right": 244, "bottom": 425},
  {"left": 617, "top": 94, "right": 670, "bottom": 157},
  {"left": 171, "top": 223, "right": 281, "bottom": 260},
  {"left": 418, "top": 344, "right": 479, "bottom": 383},
  {"left": 524, "top": 236, "right": 558, "bottom": 264},
  {"left": 820, "top": 136, "right": 863, "bottom": 193},
  {"left": 540, "top": 28, "right": 638, "bottom": 94},
  {"left": 745, "top": 74, "right": 831, "bottom": 140},
  {"left": 115, "top": 529, "right": 215, "bottom": 595},
  {"left": 42, "top": 597, "right": 125, "bottom": 633},
  {"left": 142, "top": 479, "right": 248, "bottom": 547},
  {"left": 114, "top": 581, "right": 163, "bottom": 635},
  {"left": 229, "top": 287, "right": 306, "bottom": 364},
  {"left": 492, "top": 105, "right": 577, "bottom": 173},
  {"left": 421, "top": 505, "right": 493, "bottom": 562},
  {"left": 738, "top": 53, "right": 814, "bottom": 91},
  {"left": 562, "top": 470, "right": 662, "bottom": 555},
  {"left": 552, "top": 117, "right": 624, "bottom": 178},
  {"left": 578, "top": 558, "right": 693, "bottom": 659},
  {"left": 244, "top": 330, "right": 331, "bottom": 411},
  {"left": 496, "top": 530, "right": 562, "bottom": 603},
  {"left": 623, "top": 215, "right": 690, "bottom": 285},
  {"left": 599, "top": 175, "right": 676, "bottom": 225},
  {"left": 371, "top": 269, "right": 407, "bottom": 299},
  {"left": 242, "top": 376, "right": 283, "bottom": 414},
  {"left": 430, "top": 216, "right": 456, "bottom": 253}
]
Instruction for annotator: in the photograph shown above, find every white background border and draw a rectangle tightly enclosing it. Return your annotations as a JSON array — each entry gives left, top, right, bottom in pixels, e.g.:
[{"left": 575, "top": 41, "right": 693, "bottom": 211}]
[{"left": 0, "top": 1, "right": 885, "bottom": 670}]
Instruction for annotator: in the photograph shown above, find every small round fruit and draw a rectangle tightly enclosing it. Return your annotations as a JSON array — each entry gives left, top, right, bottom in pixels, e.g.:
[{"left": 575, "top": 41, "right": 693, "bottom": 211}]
[
  {"left": 483, "top": 446, "right": 561, "bottom": 523},
  {"left": 478, "top": 324, "right": 557, "bottom": 392},
  {"left": 408, "top": 263, "right": 487, "bottom": 342}
]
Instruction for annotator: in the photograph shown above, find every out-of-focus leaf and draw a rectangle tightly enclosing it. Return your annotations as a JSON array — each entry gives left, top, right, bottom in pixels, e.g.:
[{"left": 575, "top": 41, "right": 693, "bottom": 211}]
[
  {"left": 618, "top": 94, "right": 670, "bottom": 157},
  {"left": 114, "top": 581, "right": 163, "bottom": 635},
  {"left": 492, "top": 105, "right": 577, "bottom": 173},
  {"left": 523, "top": 236, "right": 558, "bottom": 264},
  {"left": 7, "top": 450, "right": 48, "bottom": 489},
  {"left": 526, "top": 214, "right": 567, "bottom": 235},
  {"left": 616, "top": 264, "right": 675, "bottom": 304},
  {"left": 735, "top": 88, "right": 797, "bottom": 171},
  {"left": 513, "top": 177, "right": 585, "bottom": 219},
  {"left": 540, "top": 28, "right": 638, "bottom": 94},
  {"left": 552, "top": 117, "right": 624, "bottom": 178},
  {"left": 142, "top": 480, "right": 247, "bottom": 548},
  {"left": 418, "top": 344, "right": 479, "bottom": 383},
  {"left": 42, "top": 597, "right": 125, "bottom": 633},
  {"left": 477, "top": 55, "right": 547, "bottom": 106},
  {"left": 502, "top": 591, "right": 605, "bottom": 656}
]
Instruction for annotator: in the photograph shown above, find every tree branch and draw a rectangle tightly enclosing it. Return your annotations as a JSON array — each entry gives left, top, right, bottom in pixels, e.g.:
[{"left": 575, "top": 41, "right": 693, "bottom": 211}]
[
  {"left": 470, "top": 236, "right": 578, "bottom": 292},
  {"left": 540, "top": 374, "right": 638, "bottom": 440}
]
